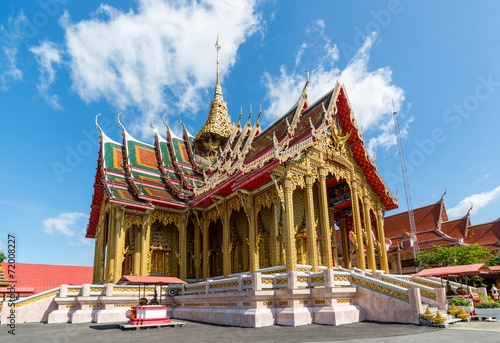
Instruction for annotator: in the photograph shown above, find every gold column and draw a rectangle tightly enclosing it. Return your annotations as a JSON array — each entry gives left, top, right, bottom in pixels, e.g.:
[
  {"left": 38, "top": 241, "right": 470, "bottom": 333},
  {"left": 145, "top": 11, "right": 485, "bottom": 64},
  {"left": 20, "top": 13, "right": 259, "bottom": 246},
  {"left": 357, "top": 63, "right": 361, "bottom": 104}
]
[
  {"left": 92, "top": 230, "right": 100, "bottom": 283},
  {"left": 318, "top": 168, "right": 334, "bottom": 269},
  {"left": 340, "top": 218, "right": 351, "bottom": 268},
  {"left": 305, "top": 175, "right": 319, "bottom": 272},
  {"left": 376, "top": 207, "right": 389, "bottom": 273},
  {"left": 283, "top": 177, "right": 297, "bottom": 271},
  {"left": 113, "top": 208, "right": 125, "bottom": 283},
  {"left": 194, "top": 217, "right": 201, "bottom": 280},
  {"left": 329, "top": 208, "right": 339, "bottom": 267},
  {"left": 363, "top": 191, "right": 377, "bottom": 272},
  {"left": 95, "top": 224, "right": 104, "bottom": 282},
  {"left": 202, "top": 213, "right": 209, "bottom": 280},
  {"left": 133, "top": 227, "right": 141, "bottom": 276},
  {"left": 350, "top": 180, "right": 366, "bottom": 270},
  {"left": 270, "top": 201, "right": 279, "bottom": 267},
  {"left": 222, "top": 202, "right": 231, "bottom": 277},
  {"left": 248, "top": 196, "right": 259, "bottom": 273},
  {"left": 106, "top": 208, "right": 115, "bottom": 282},
  {"left": 179, "top": 214, "right": 188, "bottom": 280},
  {"left": 140, "top": 214, "right": 151, "bottom": 276}
]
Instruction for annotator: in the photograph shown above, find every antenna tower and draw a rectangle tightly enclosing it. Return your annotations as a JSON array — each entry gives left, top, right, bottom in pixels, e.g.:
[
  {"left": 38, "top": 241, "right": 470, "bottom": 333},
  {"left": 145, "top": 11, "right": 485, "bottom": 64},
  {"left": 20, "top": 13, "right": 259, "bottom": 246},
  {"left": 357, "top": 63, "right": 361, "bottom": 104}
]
[{"left": 392, "top": 101, "right": 420, "bottom": 265}]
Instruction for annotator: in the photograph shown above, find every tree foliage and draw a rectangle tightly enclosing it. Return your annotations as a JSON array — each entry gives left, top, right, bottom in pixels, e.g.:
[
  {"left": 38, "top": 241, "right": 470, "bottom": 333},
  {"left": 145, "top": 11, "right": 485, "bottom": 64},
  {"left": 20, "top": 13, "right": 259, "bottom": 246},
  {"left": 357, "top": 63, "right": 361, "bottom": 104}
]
[
  {"left": 415, "top": 244, "right": 491, "bottom": 269},
  {"left": 487, "top": 255, "right": 500, "bottom": 266},
  {"left": 0, "top": 251, "right": 5, "bottom": 263}
]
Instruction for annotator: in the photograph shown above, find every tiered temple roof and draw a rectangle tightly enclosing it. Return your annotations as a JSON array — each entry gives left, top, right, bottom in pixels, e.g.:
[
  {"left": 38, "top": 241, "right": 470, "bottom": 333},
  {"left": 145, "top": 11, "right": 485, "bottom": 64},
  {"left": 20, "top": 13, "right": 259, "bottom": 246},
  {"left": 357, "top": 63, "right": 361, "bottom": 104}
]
[
  {"left": 86, "top": 81, "right": 398, "bottom": 238},
  {"left": 384, "top": 196, "right": 500, "bottom": 254}
]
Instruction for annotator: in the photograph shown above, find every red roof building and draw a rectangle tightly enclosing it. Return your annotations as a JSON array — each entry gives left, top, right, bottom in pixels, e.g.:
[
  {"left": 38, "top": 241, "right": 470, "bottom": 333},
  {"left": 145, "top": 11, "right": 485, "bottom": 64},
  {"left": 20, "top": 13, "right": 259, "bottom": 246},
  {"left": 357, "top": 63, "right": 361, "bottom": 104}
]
[
  {"left": 384, "top": 194, "right": 500, "bottom": 274},
  {"left": 0, "top": 263, "right": 93, "bottom": 296}
]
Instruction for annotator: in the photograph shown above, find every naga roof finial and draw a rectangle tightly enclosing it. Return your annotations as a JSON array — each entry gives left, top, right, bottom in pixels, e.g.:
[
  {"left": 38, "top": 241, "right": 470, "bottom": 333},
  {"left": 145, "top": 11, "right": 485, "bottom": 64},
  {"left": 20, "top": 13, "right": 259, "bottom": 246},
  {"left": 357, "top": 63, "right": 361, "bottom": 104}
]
[
  {"left": 440, "top": 186, "right": 447, "bottom": 201},
  {"left": 256, "top": 103, "right": 262, "bottom": 122},
  {"left": 95, "top": 113, "right": 103, "bottom": 137},
  {"left": 467, "top": 202, "right": 473, "bottom": 216},
  {"left": 302, "top": 70, "right": 309, "bottom": 99},
  {"left": 237, "top": 106, "right": 243, "bottom": 125}
]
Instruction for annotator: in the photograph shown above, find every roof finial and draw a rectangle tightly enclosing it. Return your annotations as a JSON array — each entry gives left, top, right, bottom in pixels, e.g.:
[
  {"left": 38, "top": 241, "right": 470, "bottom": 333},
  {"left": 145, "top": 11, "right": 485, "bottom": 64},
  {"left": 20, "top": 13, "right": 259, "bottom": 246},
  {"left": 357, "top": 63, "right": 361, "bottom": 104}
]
[
  {"left": 213, "top": 33, "right": 222, "bottom": 100},
  {"left": 256, "top": 103, "right": 262, "bottom": 122},
  {"left": 467, "top": 202, "right": 473, "bottom": 216},
  {"left": 440, "top": 186, "right": 447, "bottom": 201},
  {"left": 150, "top": 118, "right": 155, "bottom": 131},
  {"left": 302, "top": 70, "right": 309, "bottom": 99},
  {"left": 95, "top": 113, "right": 103, "bottom": 136},
  {"left": 237, "top": 106, "right": 243, "bottom": 125},
  {"left": 248, "top": 103, "right": 253, "bottom": 122}
]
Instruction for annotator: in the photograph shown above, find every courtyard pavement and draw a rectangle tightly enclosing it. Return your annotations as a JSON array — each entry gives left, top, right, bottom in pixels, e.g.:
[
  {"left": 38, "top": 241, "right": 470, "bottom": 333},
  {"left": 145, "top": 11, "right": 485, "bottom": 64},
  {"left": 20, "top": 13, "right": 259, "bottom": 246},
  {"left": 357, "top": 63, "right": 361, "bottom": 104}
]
[{"left": 3, "top": 319, "right": 499, "bottom": 343}]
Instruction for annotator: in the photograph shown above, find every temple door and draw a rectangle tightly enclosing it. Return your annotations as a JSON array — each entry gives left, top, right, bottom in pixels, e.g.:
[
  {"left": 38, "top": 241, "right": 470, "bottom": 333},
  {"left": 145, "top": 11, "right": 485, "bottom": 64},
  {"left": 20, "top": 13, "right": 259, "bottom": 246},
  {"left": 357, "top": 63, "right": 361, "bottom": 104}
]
[{"left": 150, "top": 250, "right": 165, "bottom": 275}]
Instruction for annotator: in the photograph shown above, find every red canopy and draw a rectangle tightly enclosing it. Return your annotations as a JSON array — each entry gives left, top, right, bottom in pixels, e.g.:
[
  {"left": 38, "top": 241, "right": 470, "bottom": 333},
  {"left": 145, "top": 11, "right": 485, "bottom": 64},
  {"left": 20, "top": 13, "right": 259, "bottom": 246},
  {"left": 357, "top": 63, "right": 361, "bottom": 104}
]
[
  {"left": 414, "top": 263, "right": 493, "bottom": 277},
  {"left": 117, "top": 275, "right": 187, "bottom": 285}
]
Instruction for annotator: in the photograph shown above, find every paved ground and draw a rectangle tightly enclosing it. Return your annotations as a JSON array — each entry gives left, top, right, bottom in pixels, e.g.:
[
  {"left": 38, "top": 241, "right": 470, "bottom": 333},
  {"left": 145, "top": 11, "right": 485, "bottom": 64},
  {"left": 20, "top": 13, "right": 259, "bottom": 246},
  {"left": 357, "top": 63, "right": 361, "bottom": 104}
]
[{"left": 3, "top": 320, "right": 499, "bottom": 343}]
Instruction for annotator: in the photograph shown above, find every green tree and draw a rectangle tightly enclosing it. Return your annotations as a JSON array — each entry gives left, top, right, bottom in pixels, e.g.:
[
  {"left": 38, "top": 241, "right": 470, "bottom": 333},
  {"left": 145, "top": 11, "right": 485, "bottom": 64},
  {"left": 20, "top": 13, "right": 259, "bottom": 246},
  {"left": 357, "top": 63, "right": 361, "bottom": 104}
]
[
  {"left": 0, "top": 251, "right": 5, "bottom": 263},
  {"left": 487, "top": 255, "right": 500, "bottom": 266},
  {"left": 415, "top": 244, "right": 491, "bottom": 269}
]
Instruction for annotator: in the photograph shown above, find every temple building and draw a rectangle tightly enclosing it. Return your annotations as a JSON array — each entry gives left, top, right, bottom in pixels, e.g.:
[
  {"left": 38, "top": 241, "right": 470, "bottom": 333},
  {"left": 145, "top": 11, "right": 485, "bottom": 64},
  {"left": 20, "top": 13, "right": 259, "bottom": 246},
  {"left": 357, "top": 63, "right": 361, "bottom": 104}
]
[
  {"left": 384, "top": 192, "right": 500, "bottom": 274},
  {"left": 86, "top": 37, "right": 398, "bottom": 284}
]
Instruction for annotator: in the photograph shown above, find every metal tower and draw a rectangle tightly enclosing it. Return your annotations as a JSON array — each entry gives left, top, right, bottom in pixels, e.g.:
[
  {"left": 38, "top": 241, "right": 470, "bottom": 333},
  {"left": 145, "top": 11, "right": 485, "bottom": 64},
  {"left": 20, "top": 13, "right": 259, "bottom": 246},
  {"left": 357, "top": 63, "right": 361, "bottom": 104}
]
[{"left": 392, "top": 101, "right": 420, "bottom": 261}]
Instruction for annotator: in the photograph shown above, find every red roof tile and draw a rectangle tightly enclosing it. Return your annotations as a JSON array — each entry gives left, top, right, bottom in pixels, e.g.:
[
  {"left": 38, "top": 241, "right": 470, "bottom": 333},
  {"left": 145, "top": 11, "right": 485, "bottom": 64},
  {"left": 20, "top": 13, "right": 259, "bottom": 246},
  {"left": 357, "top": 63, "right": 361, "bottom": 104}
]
[
  {"left": 384, "top": 202, "right": 444, "bottom": 239},
  {"left": 465, "top": 220, "right": 500, "bottom": 245},
  {"left": 1, "top": 263, "right": 93, "bottom": 295},
  {"left": 440, "top": 217, "right": 469, "bottom": 239}
]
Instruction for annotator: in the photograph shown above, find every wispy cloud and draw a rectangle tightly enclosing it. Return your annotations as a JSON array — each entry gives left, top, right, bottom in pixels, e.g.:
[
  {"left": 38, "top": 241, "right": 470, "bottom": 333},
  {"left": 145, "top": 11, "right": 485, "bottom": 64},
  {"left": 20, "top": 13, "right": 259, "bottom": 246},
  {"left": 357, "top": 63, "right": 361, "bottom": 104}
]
[
  {"left": 42, "top": 212, "right": 87, "bottom": 237},
  {"left": 30, "top": 41, "right": 63, "bottom": 109},
  {"left": 61, "top": 0, "right": 260, "bottom": 138},
  {"left": 0, "top": 12, "right": 26, "bottom": 90},
  {"left": 448, "top": 185, "right": 500, "bottom": 218},
  {"left": 263, "top": 22, "right": 405, "bottom": 154}
]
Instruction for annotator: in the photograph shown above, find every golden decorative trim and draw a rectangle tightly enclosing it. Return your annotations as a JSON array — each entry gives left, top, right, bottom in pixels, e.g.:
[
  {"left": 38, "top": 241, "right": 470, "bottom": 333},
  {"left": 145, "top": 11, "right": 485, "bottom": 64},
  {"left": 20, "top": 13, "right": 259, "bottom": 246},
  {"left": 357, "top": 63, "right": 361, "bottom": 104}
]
[
  {"left": 315, "top": 299, "right": 325, "bottom": 304},
  {"left": 299, "top": 300, "right": 308, "bottom": 305},
  {"left": 337, "top": 299, "right": 352, "bottom": 304},
  {"left": 66, "top": 305, "right": 77, "bottom": 309},
  {"left": 263, "top": 301, "right": 273, "bottom": 306},
  {"left": 210, "top": 282, "right": 238, "bottom": 289},
  {"left": 352, "top": 276, "right": 409, "bottom": 302},
  {"left": 243, "top": 302, "right": 251, "bottom": 306},
  {"left": 208, "top": 303, "right": 237, "bottom": 307},
  {"left": 334, "top": 276, "right": 349, "bottom": 282},
  {"left": 279, "top": 301, "right": 288, "bottom": 306},
  {"left": 11, "top": 291, "right": 59, "bottom": 309},
  {"left": 261, "top": 279, "right": 273, "bottom": 285},
  {"left": 243, "top": 280, "right": 252, "bottom": 285},
  {"left": 184, "top": 303, "right": 204, "bottom": 307},
  {"left": 311, "top": 276, "right": 324, "bottom": 283}
]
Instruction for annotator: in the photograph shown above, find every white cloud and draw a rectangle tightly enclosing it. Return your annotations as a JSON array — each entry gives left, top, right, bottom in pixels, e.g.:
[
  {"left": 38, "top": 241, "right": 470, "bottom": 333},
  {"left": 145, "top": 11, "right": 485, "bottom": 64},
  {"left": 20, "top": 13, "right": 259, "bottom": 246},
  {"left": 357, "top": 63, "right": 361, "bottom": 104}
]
[
  {"left": 295, "top": 43, "right": 307, "bottom": 66},
  {"left": 0, "top": 12, "right": 26, "bottom": 90},
  {"left": 30, "top": 41, "right": 63, "bottom": 109},
  {"left": 42, "top": 212, "right": 87, "bottom": 237},
  {"left": 448, "top": 185, "right": 500, "bottom": 218},
  {"left": 263, "top": 23, "right": 405, "bottom": 154},
  {"left": 62, "top": 0, "right": 260, "bottom": 137}
]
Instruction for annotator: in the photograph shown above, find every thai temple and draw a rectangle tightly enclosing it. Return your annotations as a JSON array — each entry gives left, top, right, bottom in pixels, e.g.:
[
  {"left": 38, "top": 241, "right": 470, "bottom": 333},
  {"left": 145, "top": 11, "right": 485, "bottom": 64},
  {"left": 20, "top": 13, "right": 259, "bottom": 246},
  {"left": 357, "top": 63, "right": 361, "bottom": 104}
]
[
  {"left": 7, "top": 37, "right": 488, "bottom": 328},
  {"left": 86, "top": 36, "right": 398, "bottom": 284}
]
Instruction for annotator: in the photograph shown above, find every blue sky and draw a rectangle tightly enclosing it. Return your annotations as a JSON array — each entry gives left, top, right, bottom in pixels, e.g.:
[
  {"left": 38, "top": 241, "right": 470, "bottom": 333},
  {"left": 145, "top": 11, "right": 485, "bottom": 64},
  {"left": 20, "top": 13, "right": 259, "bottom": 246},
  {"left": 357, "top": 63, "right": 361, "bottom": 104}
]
[{"left": 0, "top": 0, "right": 499, "bottom": 266}]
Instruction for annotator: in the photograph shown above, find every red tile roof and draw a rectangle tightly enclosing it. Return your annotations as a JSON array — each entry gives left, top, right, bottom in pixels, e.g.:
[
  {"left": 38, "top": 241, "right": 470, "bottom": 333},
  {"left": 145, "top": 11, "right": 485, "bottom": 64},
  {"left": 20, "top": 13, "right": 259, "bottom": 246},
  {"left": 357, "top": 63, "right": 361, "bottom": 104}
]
[
  {"left": 1, "top": 263, "right": 93, "bottom": 295},
  {"left": 384, "top": 202, "right": 444, "bottom": 239},
  {"left": 465, "top": 220, "right": 500, "bottom": 247},
  {"left": 414, "top": 263, "right": 492, "bottom": 277},
  {"left": 440, "top": 217, "right": 469, "bottom": 239}
]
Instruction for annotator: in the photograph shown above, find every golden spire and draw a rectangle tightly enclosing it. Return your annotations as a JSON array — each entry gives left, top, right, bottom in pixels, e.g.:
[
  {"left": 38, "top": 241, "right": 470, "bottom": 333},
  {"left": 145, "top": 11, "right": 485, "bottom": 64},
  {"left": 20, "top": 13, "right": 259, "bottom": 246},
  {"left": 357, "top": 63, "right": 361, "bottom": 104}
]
[{"left": 194, "top": 35, "right": 234, "bottom": 144}]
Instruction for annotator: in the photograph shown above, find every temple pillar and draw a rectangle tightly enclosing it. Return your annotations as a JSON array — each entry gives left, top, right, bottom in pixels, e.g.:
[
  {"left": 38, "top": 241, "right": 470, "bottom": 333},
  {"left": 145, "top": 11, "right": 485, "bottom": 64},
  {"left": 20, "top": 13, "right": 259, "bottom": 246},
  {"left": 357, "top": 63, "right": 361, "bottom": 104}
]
[
  {"left": 376, "top": 207, "right": 389, "bottom": 273},
  {"left": 113, "top": 208, "right": 125, "bottom": 283},
  {"left": 92, "top": 229, "right": 100, "bottom": 283},
  {"left": 140, "top": 214, "right": 150, "bottom": 276},
  {"left": 340, "top": 218, "right": 351, "bottom": 269},
  {"left": 202, "top": 213, "right": 209, "bottom": 280},
  {"left": 179, "top": 214, "right": 188, "bottom": 281},
  {"left": 194, "top": 217, "right": 201, "bottom": 280},
  {"left": 248, "top": 196, "right": 259, "bottom": 273},
  {"left": 363, "top": 191, "right": 377, "bottom": 272},
  {"left": 222, "top": 201, "right": 231, "bottom": 277},
  {"left": 329, "top": 208, "right": 338, "bottom": 267},
  {"left": 270, "top": 201, "right": 279, "bottom": 267},
  {"left": 350, "top": 180, "right": 366, "bottom": 270},
  {"left": 305, "top": 175, "right": 319, "bottom": 272},
  {"left": 133, "top": 227, "right": 141, "bottom": 276},
  {"left": 105, "top": 208, "right": 116, "bottom": 282},
  {"left": 318, "top": 168, "right": 334, "bottom": 268},
  {"left": 283, "top": 177, "right": 297, "bottom": 271}
]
